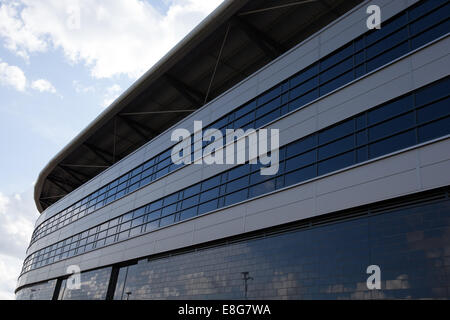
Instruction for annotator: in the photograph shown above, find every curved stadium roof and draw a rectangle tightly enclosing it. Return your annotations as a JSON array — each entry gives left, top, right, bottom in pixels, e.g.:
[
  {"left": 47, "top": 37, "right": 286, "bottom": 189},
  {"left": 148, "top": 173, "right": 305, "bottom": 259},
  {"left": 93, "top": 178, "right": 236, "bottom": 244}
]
[{"left": 35, "top": 0, "right": 363, "bottom": 213}]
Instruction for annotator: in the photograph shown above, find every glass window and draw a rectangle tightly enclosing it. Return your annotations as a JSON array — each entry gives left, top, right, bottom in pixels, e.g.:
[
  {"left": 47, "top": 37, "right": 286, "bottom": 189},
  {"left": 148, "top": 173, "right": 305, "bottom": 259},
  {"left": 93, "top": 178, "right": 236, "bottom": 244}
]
[
  {"left": 224, "top": 190, "right": 247, "bottom": 206},
  {"left": 356, "top": 131, "right": 368, "bottom": 146},
  {"left": 131, "top": 216, "right": 145, "bottom": 228},
  {"left": 366, "top": 42, "right": 409, "bottom": 72},
  {"left": 161, "top": 203, "right": 177, "bottom": 217},
  {"left": 198, "top": 199, "right": 218, "bottom": 215},
  {"left": 249, "top": 179, "right": 276, "bottom": 198},
  {"left": 144, "top": 220, "right": 160, "bottom": 232},
  {"left": 143, "top": 158, "right": 155, "bottom": 170},
  {"left": 182, "top": 195, "right": 199, "bottom": 209},
  {"left": 200, "top": 187, "right": 219, "bottom": 203},
  {"left": 318, "top": 151, "right": 355, "bottom": 176},
  {"left": 319, "top": 70, "right": 354, "bottom": 96},
  {"left": 202, "top": 175, "right": 221, "bottom": 191},
  {"left": 235, "top": 101, "right": 256, "bottom": 119},
  {"left": 164, "top": 193, "right": 179, "bottom": 206},
  {"left": 256, "top": 97, "right": 281, "bottom": 118},
  {"left": 255, "top": 109, "right": 280, "bottom": 128},
  {"left": 318, "top": 135, "right": 354, "bottom": 161},
  {"left": 290, "top": 63, "right": 319, "bottom": 88},
  {"left": 409, "top": 0, "right": 447, "bottom": 20},
  {"left": 368, "top": 95, "right": 414, "bottom": 125},
  {"left": 289, "top": 77, "right": 319, "bottom": 100},
  {"left": 130, "top": 174, "right": 141, "bottom": 185},
  {"left": 365, "top": 12, "right": 407, "bottom": 46},
  {"left": 369, "top": 130, "right": 416, "bottom": 158},
  {"left": 357, "top": 146, "right": 368, "bottom": 163},
  {"left": 129, "top": 226, "right": 142, "bottom": 237},
  {"left": 411, "top": 20, "right": 449, "bottom": 50},
  {"left": 319, "top": 119, "right": 354, "bottom": 145},
  {"left": 409, "top": 4, "right": 449, "bottom": 36},
  {"left": 320, "top": 44, "right": 353, "bottom": 71},
  {"left": 226, "top": 176, "right": 249, "bottom": 194},
  {"left": 369, "top": 112, "right": 415, "bottom": 141},
  {"left": 366, "top": 28, "right": 408, "bottom": 60},
  {"left": 289, "top": 89, "right": 319, "bottom": 111},
  {"left": 183, "top": 184, "right": 201, "bottom": 198},
  {"left": 234, "top": 111, "right": 255, "bottom": 128},
  {"left": 128, "top": 182, "right": 140, "bottom": 193},
  {"left": 228, "top": 165, "right": 250, "bottom": 181},
  {"left": 179, "top": 207, "right": 198, "bottom": 221},
  {"left": 418, "top": 116, "right": 450, "bottom": 143},
  {"left": 286, "top": 150, "right": 317, "bottom": 172},
  {"left": 286, "top": 135, "right": 317, "bottom": 158},
  {"left": 147, "top": 210, "right": 161, "bottom": 222},
  {"left": 257, "top": 86, "right": 281, "bottom": 106},
  {"left": 118, "top": 174, "right": 129, "bottom": 184},
  {"left": 250, "top": 170, "right": 275, "bottom": 185},
  {"left": 117, "top": 231, "right": 129, "bottom": 242},
  {"left": 415, "top": 77, "right": 449, "bottom": 107},
  {"left": 148, "top": 200, "right": 163, "bottom": 212},
  {"left": 160, "top": 214, "right": 176, "bottom": 227},
  {"left": 119, "top": 221, "right": 131, "bottom": 232},
  {"left": 285, "top": 164, "right": 316, "bottom": 186},
  {"left": 320, "top": 57, "right": 353, "bottom": 84},
  {"left": 417, "top": 98, "right": 450, "bottom": 124}
]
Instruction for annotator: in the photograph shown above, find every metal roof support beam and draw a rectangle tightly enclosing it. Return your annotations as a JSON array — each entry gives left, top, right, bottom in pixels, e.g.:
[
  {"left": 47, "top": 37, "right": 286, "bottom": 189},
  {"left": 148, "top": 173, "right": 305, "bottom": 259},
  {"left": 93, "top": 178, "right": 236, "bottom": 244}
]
[
  {"left": 204, "top": 22, "right": 231, "bottom": 105},
  {"left": 83, "top": 143, "right": 114, "bottom": 166},
  {"left": 60, "top": 164, "right": 110, "bottom": 169},
  {"left": 206, "top": 53, "right": 248, "bottom": 79},
  {"left": 318, "top": 0, "right": 341, "bottom": 18},
  {"left": 117, "top": 115, "right": 156, "bottom": 140},
  {"left": 238, "top": 0, "right": 320, "bottom": 16},
  {"left": 120, "top": 110, "right": 197, "bottom": 116},
  {"left": 39, "top": 195, "right": 66, "bottom": 201},
  {"left": 57, "top": 165, "right": 85, "bottom": 185},
  {"left": 48, "top": 175, "right": 78, "bottom": 189},
  {"left": 47, "top": 177, "right": 71, "bottom": 194},
  {"left": 39, "top": 199, "right": 52, "bottom": 208},
  {"left": 232, "top": 16, "right": 284, "bottom": 59},
  {"left": 60, "top": 165, "right": 92, "bottom": 180},
  {"left": 164, "top": 75, "right": 204, "bottom": 107}
]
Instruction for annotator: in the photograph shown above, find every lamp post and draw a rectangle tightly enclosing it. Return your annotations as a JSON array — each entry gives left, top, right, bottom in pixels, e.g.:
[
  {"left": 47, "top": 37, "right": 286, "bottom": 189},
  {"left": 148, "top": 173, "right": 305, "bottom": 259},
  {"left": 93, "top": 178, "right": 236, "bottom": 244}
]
[{"left": 241, "top": 272, "right": 253, "bottom": 300}]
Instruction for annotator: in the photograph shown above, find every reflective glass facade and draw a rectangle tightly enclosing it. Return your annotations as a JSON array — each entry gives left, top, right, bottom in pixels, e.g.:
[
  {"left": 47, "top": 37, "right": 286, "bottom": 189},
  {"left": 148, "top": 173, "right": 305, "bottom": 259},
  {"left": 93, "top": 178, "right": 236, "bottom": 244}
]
[
  {"left": 111, "top": 193, "right": 450, "bottom": 300},
  {"left": 15, "top": 279, "right": 57, "bottom": 300},
  {"left": 57, "top": 267, "right": 111, "bottom": 300},
  {"left": 21, "top": 76, "right": 450, "bottom": 275},
  {"left": 17, "top": 0, "right": 450, "bottom": 301},
  {"left": 17, "top": 189, "right": 450, "bottom": 299},
  {"left": 29, "top": 0, "right": 449, "bottom": 246}
]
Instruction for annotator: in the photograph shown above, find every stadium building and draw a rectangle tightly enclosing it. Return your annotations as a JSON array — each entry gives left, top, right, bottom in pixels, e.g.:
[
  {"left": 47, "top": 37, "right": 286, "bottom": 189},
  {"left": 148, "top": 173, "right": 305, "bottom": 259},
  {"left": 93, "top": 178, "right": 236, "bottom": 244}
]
[{"left": 16, "top": 0, "right": 450, "bottom": 299}]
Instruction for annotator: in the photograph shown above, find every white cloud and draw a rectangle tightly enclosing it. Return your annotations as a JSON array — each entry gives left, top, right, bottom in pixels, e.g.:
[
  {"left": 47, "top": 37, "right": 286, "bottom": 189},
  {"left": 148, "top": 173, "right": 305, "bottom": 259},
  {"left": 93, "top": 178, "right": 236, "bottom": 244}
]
[
  {"left": 0, "top": 0, "right": 224, "bottom": 79},
  {"left": 102, "top": 84, "right": 122, "bottom": 108},
  {"left": 0, "top": 254, "right": 24, "bottom": 300},
  {"left": 0, "top": 189, "right": 39, "bottom": 300},
  {"left": 73, "top": 80, "right": 95, "bottom": 94},
  {"left": 0, "top": 59, "right": 58, "bottom": 94},
  {"left": 0, "top": 1, "right": 47, "bottom": 61},
  {"left": 30, "top": 78, "right": 56, "bottom": 93},
  {"left": 0, "top": 59, "right": 27, "bottom": 91}
]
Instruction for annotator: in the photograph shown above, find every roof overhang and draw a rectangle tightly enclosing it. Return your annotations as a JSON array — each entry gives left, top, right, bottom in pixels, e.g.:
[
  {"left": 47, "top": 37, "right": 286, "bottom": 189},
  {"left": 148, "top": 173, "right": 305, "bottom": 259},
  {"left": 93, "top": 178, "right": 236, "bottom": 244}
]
[{"left": 35, "top": 0, "right": 364, "bottom": 213}]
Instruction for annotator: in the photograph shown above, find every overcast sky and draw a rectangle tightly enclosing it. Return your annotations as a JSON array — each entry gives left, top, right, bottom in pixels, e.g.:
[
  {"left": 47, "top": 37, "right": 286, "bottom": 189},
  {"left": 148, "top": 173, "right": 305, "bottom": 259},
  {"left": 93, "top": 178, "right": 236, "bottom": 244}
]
[{"left": 0, "top": 0, "right": 223, "bottom": 300}]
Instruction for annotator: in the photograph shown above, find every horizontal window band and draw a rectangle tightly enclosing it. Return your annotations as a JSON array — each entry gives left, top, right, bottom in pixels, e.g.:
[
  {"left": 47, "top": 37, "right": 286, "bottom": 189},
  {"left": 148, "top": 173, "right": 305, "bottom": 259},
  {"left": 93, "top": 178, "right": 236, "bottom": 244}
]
[
  {"left": 30, "top": 0, "right": 450, "bottom": 247},
  {"left": 21, "top": 76, "right": 450, "bottom": 275}
]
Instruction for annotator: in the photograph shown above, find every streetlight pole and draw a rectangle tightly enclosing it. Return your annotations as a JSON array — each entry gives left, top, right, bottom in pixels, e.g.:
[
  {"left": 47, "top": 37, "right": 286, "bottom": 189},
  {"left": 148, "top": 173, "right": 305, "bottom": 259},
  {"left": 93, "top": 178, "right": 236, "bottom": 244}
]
[{"left": 241, "top": 272, "right": 253, "bottom": 300}]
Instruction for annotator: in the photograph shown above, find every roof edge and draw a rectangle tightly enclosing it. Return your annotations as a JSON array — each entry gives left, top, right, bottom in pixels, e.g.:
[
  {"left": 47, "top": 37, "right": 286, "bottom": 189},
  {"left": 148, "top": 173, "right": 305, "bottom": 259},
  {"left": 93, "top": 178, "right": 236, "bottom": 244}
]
[{"left": 34, "top": 0, "right": 249, "bottom": 213}]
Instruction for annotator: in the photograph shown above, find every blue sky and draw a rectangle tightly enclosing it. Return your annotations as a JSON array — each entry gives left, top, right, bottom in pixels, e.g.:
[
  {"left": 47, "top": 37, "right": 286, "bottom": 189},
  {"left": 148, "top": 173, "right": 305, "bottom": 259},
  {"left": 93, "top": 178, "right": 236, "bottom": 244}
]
[{"left": 0, "top": 0, "right": 223, "bottom": 299}]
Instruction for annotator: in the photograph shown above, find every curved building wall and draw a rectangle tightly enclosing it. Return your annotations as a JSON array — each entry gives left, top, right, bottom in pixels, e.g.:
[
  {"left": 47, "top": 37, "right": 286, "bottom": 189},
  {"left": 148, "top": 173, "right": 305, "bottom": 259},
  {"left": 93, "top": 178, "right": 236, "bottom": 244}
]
[{"left": 17, "top": 0, "right": 450, "bottom": 299}]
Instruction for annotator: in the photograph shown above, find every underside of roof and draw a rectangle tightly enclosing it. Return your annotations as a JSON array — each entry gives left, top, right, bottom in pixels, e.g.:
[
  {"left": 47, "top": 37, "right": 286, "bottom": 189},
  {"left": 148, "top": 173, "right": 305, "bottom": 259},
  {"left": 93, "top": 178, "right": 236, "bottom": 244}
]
[{"left": 35, "top": 0, "right": 364, "bottom": 213}]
